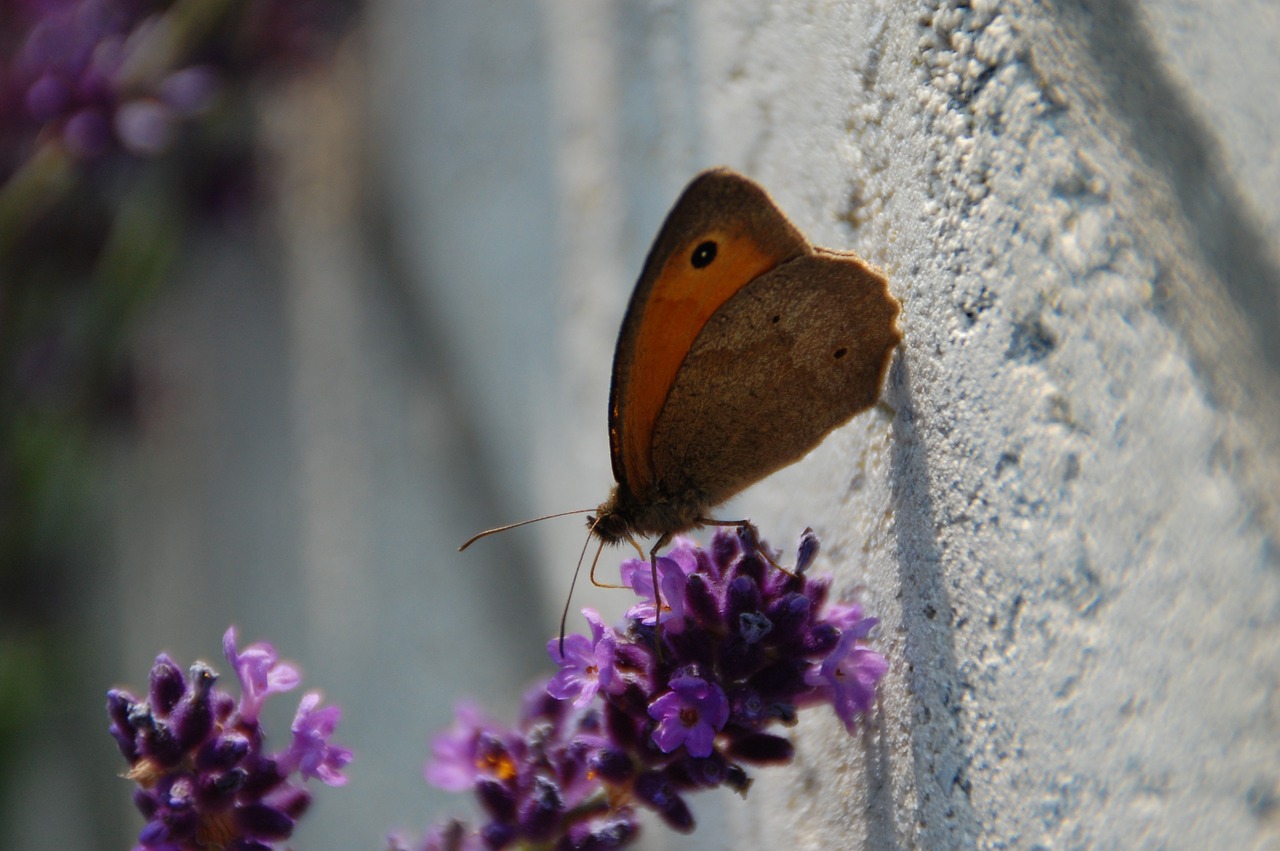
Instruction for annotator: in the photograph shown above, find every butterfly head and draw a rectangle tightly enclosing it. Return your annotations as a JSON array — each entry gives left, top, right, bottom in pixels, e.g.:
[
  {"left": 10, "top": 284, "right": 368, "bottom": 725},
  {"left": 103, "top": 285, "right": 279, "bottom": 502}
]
[{"left": 589, "top": 483, "right": 709, "bottom": 546}]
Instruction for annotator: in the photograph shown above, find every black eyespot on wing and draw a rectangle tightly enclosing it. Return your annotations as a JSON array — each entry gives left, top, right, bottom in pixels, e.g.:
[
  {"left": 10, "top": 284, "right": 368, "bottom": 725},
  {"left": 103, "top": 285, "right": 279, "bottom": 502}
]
[
  {"left": 833, "top": 347, "right": 848, "bottom": 359},
  {"left": 771, "top": 314, "right": 781, "bottom": 324},
  {"left": 691, "top": 240, "right": 718, "bottom": 269}
]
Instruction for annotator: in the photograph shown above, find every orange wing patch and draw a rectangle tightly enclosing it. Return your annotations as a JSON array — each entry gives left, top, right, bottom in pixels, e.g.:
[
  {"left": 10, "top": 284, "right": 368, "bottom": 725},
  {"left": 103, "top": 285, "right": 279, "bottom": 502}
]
[{"left": 617, "top": 230, "right": 795, "bottom": 496}]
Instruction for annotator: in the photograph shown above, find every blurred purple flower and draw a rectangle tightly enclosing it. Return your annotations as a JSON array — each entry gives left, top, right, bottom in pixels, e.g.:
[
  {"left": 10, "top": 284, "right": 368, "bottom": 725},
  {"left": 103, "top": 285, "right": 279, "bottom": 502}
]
[
  {"left": 280, "top": 691, "right": 353, "bottom": 785},
  {"left": 424, "top": 702, "right": 506, "bottom": 793},
  {"left": 222, "top": 626, "right": 301, "bottom": 724},
  {"left": 108, "top": 628, "right": 351, "bottom": 849}
]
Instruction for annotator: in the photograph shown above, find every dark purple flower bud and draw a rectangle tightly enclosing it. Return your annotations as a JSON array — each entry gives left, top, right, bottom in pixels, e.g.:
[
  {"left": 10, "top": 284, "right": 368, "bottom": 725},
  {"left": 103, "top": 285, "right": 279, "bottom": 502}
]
[
  {"left": 683, "top": 573, "right": 721, "bottom": 626},
  {"left": 795, "top": 527, "right": 819, "bottom": 573},
  {"left": 768, "top": 703, "right": 798, "bottom": 726},
  {"left": 235, "top": 802, "right": 295, "bottom": 840},
  {"left": 736, "top": 523, "right": 760, "bottom": 554},
  {"left": 806, "top": 621, "right": 841, "bottom": 655},
  {"left": 475, "top": 777, "right": 517, "bottom": 823},
  {"left": 197, "top": 767, "right": 245, "bottom": 806},
  {"left": 604, "top": 701, "right": 643, "bottom": 750},
  {"left": 591, "top": 747, "right": 633, "bottom": 783},
  {"left": 726, "top": 733, "right": 794, "bottom": 764},
  {"left": 633, "top": 772, "right": 694, "bottom": 832},
  {"left": 238, "top": 755, "right": 286, "bottom": 799},
  {"left": 519, "top": 775, "right": 565, "bottom": 840},
  {"left": 141, "top": 718, "right": 183, "bottom": 768},
  {"left": 137, "top": 817, "right": 172, "bottom": 847},
  {"left": 197, "top": 732, "right": 250, "bottom": 772},
  {"left": 750, "top": 659, "right": 808, "bottom": 699},
  {"left": 213, "top": 690, "right": 237, "bottom": 722},
  {"left": 738, "top": 611, "right": 773, "bottom": 644},
  {"left": 107, "top": 689, "right": 141, "bottom": 760},
  {"left": 522, "top": 682, "right": 568, "bottom": 725},
  {"left": 712, "top": 634, "right": 758, "bottom": 682},
  {"left": 709, "top": 529, "right": 740, "bottom": 571},
  {"left": 725, "top": 576, "right": 762, "bottom": 625},
  {"left": 271, "top": 786, "right": 312, "bottom": 819},
  {"left": 133, "top": 786, "right": 157, "bottom": 818},
  {"left": 481, "top": 821, "right": 517, "bottom": 849},
  {"left": 149, "top": 654, "right": 186, "bottom": 715},
  {"left": 174, "top": 663, "right": 216, "bottom": 750},
  {"left": 766, "top": 592, "right": 813, "bottom": 648}
]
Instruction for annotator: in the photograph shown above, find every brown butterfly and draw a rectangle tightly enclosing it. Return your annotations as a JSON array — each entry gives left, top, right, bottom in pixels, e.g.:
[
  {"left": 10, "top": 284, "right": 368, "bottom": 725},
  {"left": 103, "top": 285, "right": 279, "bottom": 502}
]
[
  {"left": 588, "top": 168, "right": 901, "bottom": 561},
  {"left": 464, "top": 168, "right": 900, "bottom": 630}
]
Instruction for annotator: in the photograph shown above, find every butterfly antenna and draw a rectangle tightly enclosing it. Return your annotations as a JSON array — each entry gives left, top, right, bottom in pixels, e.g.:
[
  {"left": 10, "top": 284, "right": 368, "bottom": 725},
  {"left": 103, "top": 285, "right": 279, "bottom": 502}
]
[
  {"left": 558, "top": 525, "right": 602, "bottom": 657},
  {"left": 458, "top": 508, "right": 595, "bottom": 551}
]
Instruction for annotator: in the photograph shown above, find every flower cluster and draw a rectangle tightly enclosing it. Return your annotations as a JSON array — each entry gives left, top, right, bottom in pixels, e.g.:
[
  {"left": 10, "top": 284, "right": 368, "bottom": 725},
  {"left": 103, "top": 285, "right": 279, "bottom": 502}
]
[
  {"left": 411, "top": 526, "right": 887, "bottom": 850},
  {"left": 0, "top": 0, "right": 360, "bottom": 177},
  {"left": 107, "top": 628, "right": 353, "bottom": 850}
]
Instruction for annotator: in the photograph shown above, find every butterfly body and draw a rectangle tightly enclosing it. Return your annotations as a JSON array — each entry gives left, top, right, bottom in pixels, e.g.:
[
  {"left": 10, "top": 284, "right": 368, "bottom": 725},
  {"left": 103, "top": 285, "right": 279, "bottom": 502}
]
[{"left": 591, "top": 168, "right": 901, "bottom": 554}]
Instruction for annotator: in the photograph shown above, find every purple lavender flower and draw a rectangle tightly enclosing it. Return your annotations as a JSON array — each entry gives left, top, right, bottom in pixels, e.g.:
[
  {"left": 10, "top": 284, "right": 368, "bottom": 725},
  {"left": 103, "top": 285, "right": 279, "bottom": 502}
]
[
  {"left": 222, "top": 627, "right": 301, "bottom": 724},
  {"left": 0, "top": 0, "right": 360, "bottom": 176},
  {"left": 424, "top": 703, "right": 506, "bottom": 793},
  {"left": 620, "top": 548, "right": 695, "bottom": 628},
  {"left": 805, "top": 627, "right": 889, "bottom": 732},
  {"left": 108, "top": 628, "right": 351, "bottom": 849},
  {"left": 418, "top": 526, "right": 887, "bottom": 849},
  {"left": 546, "top": 608, "right": 619, "bottom": 708},
  {"left": 279, "top": 691, "right": 354, "bottom": 785},
  {"left": 647, "top": 676, "right": 730, "bottom": 758}
]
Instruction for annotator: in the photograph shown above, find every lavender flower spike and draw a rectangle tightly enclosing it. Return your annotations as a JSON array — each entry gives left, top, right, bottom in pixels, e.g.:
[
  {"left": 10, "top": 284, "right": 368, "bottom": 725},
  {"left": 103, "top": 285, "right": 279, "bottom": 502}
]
[
  {"left": 409, "top": 527, "right": 888, "bottom": 850},
  {"left": 110, "top": 629, "right": 351, "bottom": 849}
]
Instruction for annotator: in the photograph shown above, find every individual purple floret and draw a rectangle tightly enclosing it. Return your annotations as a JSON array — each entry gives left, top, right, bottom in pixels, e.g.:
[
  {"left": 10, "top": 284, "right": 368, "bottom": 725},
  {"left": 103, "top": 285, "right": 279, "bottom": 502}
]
[
  {"left": 546, "top": 609, "right": 619, "bottom": 708},
  {"left": 648, "top": 676, "right": 730, "bottom": 758},
  {"left": 412, "top": 526, "right": 887, "bottom": 850},
  {"left": 108, "top": 628, "right": 351, "bottom": 850}
]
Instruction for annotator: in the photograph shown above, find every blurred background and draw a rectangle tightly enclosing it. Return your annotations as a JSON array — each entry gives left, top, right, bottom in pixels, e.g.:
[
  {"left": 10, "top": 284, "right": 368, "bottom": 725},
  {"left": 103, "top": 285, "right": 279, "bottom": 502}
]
[{"left": 1, "top": 2, "right": 730, "bottom": 848}]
